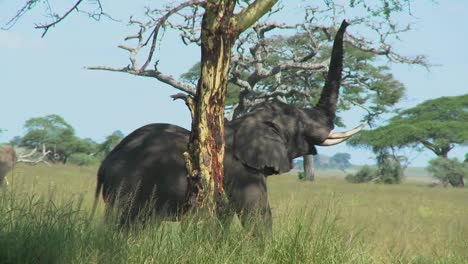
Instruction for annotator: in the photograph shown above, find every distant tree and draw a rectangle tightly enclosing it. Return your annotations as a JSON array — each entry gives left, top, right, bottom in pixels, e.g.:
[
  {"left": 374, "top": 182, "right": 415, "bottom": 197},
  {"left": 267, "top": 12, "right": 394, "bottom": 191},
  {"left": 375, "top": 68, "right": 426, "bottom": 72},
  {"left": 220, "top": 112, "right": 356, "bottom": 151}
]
[
  {"left": 349, "top": 94, "right": 468, "bottom": 186},
  {"left": 9, "top": 136, "right": 21, "bottom": 146},
  {"left": 98, "top": 130, "right": 124, "bottom": 157},
  {"left": 350, "top": 95, "right": 468, "bottom": 157},
  {"left": 20, "top": 115, "right": 98, "bottom": 164},
  {"left": 345, "top": 151, "right": 403, "bottom": 184},
  {"left": 375, "top": 150, "right": 404, "bottom": 184},
  {"left": 330, "top": 153, "right": 352, "bottom": 171},
  {"left": 427, "top": 157, "right": 467, "bottom": 187}
]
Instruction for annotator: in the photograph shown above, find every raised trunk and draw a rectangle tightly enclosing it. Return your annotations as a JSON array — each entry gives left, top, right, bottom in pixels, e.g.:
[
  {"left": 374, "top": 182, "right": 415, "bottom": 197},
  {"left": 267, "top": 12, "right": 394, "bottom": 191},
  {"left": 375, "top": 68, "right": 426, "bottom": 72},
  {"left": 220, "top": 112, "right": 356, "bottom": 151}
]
[
  {"left": 303, "top": 154, "right": 315, "bottom": 181},
  {"left": 316, "top": 21, "right": 349, "bottom": 121},
  {"left": 185, "top": 2, "right": 237, "bottom": 213}
]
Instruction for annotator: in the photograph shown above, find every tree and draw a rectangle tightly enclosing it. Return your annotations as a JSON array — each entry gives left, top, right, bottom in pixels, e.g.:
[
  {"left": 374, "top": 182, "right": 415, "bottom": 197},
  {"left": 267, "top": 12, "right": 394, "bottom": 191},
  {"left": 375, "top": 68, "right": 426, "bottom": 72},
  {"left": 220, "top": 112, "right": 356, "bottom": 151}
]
[
  {"left": 350, "top": 95, "right": 468, "bottom": 156},
  {"left": 20, "top": 115, "right": 98, "bottom": 164},
  {"left": 427, "top": 157, "right": 467, "bottom": 187},
  {"left": 170, "top": 1, "right": 280, "bottom": 210},
  {"left": 330, "top": 153, "right": 352, "bottom": 171},
  {"left": 9, "top": 136, "right": 22, "bottom": 147},
  {"left": 349, "top": 94, "right": 468, "bottom": 186},
  {"left": 98, "top": 130, "right": 124, "bottom": 157},
  {"left": 20, "top": 115, "right": 74, "bottom": 163},
  {"left": 180, "top": 19, "right": 410, "bottom": 181},
  {"left": 8, "top": 0, "right": 428, "bottom": 210}
]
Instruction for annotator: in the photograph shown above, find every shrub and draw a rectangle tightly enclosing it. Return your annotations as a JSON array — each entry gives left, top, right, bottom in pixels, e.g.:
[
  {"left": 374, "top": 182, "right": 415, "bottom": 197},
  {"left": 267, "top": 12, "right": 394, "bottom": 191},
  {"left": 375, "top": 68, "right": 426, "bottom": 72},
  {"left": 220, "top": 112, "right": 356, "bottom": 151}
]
[
  {"left": 375, "top": 152, "right": 404, "bottom": 184},
  {"left": 68, "top": 153, "right": 98, "bottom": 166},
  {"left": 426, "top": 157, "right": 467, "bottom": 187},
  {"left": 345, "top": 166, "right": 377, "bottom": 183},
  {"left": 297, "top": 171, "right": 305, "bottom": 180}
]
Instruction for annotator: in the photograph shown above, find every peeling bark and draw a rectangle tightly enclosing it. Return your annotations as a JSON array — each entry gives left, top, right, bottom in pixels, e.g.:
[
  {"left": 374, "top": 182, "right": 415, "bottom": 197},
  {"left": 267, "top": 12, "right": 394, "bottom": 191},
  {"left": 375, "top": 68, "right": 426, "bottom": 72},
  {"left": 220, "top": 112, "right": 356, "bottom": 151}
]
[
  {"left": 185, "top": 0, "right": 279, "bottom": 213},
  {"left": 185, "top": 1, "right": 237, "bottom": 212}
]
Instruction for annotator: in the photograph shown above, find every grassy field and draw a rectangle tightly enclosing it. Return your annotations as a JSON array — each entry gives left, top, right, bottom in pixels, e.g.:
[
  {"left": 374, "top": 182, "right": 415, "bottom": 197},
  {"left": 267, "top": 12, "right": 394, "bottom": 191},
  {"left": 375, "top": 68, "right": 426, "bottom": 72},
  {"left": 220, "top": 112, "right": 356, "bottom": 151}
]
[{"left": 1, "top": 164, "right": 467, "bottom": 263}]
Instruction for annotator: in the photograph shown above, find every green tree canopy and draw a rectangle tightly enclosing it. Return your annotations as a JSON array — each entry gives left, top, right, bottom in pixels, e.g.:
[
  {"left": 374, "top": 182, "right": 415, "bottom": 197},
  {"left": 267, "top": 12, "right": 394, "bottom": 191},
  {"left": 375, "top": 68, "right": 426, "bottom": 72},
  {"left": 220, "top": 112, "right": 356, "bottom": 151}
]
[
  {"left": 349, "top": 94, "right": 468, "bottom": 157},
  {"left": 20, "top": 115, "right": 98, "bottom": 163},
  {"left": 330, "top": 153, "right": 352, "bottom": 171},
  {"left": 181, "top": 31, "right": 406, "bottom": 124},
  {"left": 21, "top": 115, "right": 74, "bottom": 149},
  {"left": 98, "top": 130, "right": 124, "bottom": 157},
  {"left": 427, "top": 157, "right": 467, "bottom": 187}
]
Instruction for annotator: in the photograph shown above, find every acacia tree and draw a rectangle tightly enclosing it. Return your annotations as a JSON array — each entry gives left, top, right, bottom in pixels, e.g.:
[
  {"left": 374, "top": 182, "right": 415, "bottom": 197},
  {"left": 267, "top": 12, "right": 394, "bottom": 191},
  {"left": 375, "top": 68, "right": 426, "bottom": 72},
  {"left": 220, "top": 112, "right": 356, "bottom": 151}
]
[
  {"left": 180, "top": 21, "right": 414, "bottom": 181},
  {"left": 7, "top": 0, "right": 427, "bottom": 209},
  {"left": 349, "top": 94, "right": 468, "bottom": 186},
  {"left": 18, "top": 114, "right": 99, "bottom": 164}
]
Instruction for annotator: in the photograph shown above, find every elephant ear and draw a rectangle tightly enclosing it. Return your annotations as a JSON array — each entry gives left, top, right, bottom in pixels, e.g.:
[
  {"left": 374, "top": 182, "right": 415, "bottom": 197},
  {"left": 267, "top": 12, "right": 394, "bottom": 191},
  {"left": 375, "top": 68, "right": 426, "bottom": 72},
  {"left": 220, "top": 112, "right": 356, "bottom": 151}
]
[{"left": 233, "top": 117, "right": 291, "bottom": 174}]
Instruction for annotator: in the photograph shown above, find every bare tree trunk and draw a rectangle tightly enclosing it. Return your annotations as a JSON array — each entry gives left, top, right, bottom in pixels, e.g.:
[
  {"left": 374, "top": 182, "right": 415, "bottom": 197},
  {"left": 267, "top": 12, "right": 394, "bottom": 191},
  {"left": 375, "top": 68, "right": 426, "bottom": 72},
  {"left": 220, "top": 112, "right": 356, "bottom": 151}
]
[
  {"left": 185, "top": 1, "right": 237, "bottom": 213},
  {"left": 303, "top": 154, "right": 315, "bottom": 181},
  {"left": 184, "top": 0, "right": 279, "bottom": 214}
]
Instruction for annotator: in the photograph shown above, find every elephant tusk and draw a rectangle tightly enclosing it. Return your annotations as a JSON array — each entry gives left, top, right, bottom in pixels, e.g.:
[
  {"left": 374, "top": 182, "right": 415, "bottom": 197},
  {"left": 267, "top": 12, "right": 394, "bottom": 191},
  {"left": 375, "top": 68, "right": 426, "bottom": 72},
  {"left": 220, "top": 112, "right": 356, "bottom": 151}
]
[
  {"left": 326, "top": 122, "right": 366, "bottom": 139},
  {"left": 318, "top": 137, "right": 350, "bottom": 146}
]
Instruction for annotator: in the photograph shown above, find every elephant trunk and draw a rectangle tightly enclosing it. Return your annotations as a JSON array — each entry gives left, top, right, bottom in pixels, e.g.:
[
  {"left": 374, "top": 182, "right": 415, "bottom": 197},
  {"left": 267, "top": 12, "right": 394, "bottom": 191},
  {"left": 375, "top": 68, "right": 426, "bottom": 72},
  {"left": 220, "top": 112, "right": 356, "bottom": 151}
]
[{"left": 316, "top": 20, "right": 349, "bottom": 121}]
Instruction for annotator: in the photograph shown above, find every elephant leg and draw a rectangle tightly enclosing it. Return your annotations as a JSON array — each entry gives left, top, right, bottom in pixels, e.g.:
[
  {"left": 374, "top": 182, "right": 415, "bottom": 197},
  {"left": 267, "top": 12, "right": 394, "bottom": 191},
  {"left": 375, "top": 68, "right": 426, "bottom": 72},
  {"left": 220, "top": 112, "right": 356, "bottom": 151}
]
[
  {"left": 238, "top": 204, "right": 272, "bottom": 236},
  {"left": 216, "top": 204, "right": 236, "bottom": 231},
  {"left": 231, "top": 180, "right": 272, "bottom": 236}
]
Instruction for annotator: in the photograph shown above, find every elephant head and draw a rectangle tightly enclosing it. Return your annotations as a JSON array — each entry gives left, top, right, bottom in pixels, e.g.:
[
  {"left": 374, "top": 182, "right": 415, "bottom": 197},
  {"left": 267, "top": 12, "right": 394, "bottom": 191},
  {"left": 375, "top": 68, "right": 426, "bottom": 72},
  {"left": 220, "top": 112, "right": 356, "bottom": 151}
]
[{"left": 231, "top": 20, "right": 363, "bottom": 174}]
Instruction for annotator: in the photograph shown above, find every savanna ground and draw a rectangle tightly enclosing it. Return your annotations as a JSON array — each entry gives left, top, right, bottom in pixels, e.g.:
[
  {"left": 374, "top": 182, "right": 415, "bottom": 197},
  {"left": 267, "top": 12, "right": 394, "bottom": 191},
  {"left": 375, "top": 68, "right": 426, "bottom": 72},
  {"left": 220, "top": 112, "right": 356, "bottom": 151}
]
[{"left": 1, "top": 164, "right": 467, "bottom": 263}]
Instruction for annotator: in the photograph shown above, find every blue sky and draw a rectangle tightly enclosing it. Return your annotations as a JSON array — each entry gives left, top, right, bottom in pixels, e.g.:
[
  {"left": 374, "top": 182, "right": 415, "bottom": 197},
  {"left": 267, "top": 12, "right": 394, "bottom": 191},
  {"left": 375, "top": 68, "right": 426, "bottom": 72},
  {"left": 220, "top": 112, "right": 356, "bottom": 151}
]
[{"left": 0, "top": 1, "right": 467, "bottom": 166}]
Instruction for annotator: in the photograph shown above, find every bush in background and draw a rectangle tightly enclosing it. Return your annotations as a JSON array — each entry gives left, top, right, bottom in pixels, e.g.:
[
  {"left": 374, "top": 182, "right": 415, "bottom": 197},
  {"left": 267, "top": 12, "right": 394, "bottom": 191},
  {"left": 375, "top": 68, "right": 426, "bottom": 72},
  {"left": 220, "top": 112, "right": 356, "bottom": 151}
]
[
  {"left": 297, "top": 171, "right": 305, "bottom": 180},
  {"left": 68, "top": 153, "right": 99, "bottom": 166},
  {"left": 375, "top": 152, "right": 403, "bottom": 184},
  {"left": 346, "top": 152, "right": 403, "bottom": 184},
  {"left": 345, "top": 166, "right": 377, "bottom": 183},
  {"left": 427, "top": 157, "right": 467, "bottom": 187}
]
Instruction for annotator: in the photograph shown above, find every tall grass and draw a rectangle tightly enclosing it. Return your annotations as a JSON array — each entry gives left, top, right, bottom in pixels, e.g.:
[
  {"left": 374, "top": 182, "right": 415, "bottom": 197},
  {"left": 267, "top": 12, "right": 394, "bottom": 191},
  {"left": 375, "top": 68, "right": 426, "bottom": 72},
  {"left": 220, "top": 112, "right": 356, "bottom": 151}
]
[
  {"left": 1, "top": 164, "right": 468, "bottom": 263},
  {"left": 0, "top": 190, "right": 367, "bottom": 264}
]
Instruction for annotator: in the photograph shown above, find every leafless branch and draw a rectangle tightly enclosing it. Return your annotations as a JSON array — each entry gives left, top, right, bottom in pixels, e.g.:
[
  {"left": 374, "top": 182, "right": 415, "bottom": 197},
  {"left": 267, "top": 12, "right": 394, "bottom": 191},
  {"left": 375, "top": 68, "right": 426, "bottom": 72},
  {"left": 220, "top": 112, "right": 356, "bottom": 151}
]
[
  {"left": 344, "top": 34, "right": 428, "bottom": 66},
  {"left": 5, "top": 0, "right": 117, "bottom": 36},
  {"left": 87, "top": 65, "right": 196, "bottom": 95},
  {"left": 17, "top": 148, "right": 37, "bottom": 159},
  {"left": 254, "top": 87, "right": 313, "bottom": 100},
  {"left": 34, "top": 0, "right": 83, "bottom": 37},
  {"left": 17, "top": 144, "right": 51, "bottom": 165},
  {"left": 141, "top": 0, "right": 206, "bottom": 71},
  {"left": 88, "top": 14, "right": 196, "bottom": 95},
  {"left": 3, "top": 0, "right": 38, "bottom": 30}
]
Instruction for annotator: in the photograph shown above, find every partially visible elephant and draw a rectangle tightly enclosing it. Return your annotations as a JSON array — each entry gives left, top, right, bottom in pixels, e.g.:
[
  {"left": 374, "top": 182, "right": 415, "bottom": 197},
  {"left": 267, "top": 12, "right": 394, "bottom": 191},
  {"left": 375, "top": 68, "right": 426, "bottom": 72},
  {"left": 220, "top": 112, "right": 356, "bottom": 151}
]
[
  {"left": 0, "top": 145, "right": 16, "bottom": 187},
  {"left": 93, "top": 20, "right": 359, "bottom": 230}
]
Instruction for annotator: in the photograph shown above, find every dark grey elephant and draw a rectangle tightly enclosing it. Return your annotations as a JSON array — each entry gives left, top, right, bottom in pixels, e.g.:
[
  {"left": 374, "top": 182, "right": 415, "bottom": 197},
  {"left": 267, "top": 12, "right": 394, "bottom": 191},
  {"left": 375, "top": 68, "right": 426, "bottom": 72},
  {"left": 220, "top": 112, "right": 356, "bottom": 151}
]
[
  {"left": 93, "top": 20, "right": 359, "bottom": 229},
  {"left": 0, "top": 145, "right": 16, "bottom": 187}
]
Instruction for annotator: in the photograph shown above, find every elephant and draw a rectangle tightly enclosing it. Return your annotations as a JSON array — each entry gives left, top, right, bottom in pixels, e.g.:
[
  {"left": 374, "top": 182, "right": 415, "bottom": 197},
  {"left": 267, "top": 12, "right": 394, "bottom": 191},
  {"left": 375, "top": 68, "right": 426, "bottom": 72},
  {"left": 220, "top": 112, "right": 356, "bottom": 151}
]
[
  {"left": 0, "top": 145, "right": 16, "bottom": 188},
  {"left": 92, "top": 20, "right": 360, "bottom": 230}
]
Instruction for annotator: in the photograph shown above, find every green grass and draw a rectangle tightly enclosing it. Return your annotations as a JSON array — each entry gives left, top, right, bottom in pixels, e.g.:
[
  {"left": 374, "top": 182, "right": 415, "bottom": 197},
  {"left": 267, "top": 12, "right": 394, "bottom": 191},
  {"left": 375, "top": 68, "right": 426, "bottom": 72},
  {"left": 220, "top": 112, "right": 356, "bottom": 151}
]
[{"left": 1, "top": 164, "right": 468, "bottom": 263}]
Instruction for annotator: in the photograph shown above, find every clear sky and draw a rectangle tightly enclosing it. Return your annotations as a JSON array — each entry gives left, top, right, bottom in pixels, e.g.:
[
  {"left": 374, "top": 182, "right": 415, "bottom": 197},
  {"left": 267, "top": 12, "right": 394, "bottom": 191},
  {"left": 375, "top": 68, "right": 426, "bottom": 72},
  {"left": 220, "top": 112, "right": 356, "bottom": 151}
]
[{"left": 0, "top": 1, "right": 467, "bottom": 166}]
